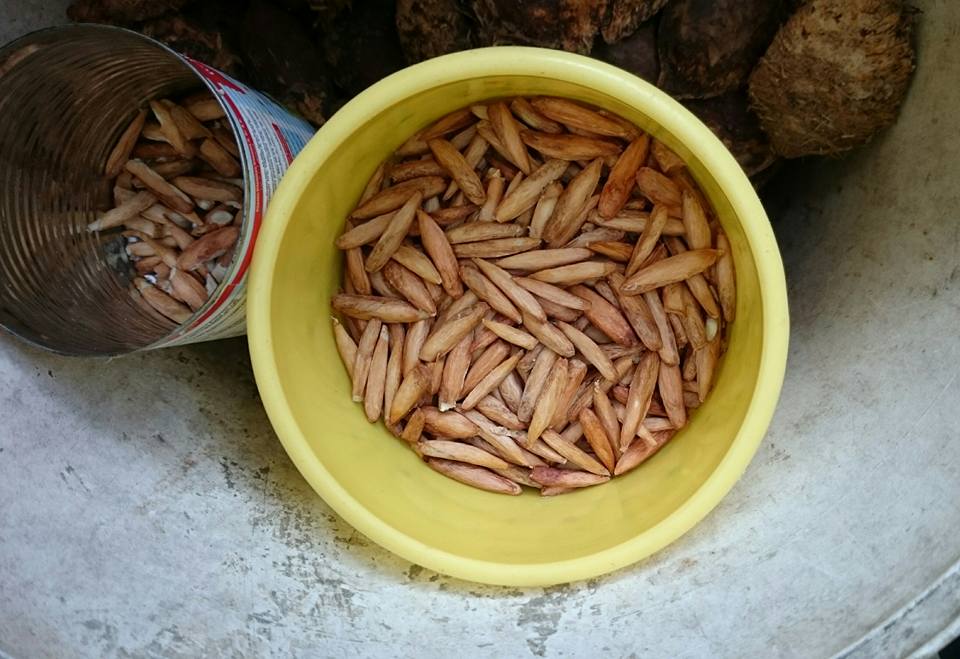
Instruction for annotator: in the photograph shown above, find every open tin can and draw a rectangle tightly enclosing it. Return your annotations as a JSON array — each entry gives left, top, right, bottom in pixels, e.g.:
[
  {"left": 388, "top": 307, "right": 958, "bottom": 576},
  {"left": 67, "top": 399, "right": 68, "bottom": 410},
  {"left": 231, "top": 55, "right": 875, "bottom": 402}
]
[{"left": 0, "top": 24, "right": 315, "bottom": 355}]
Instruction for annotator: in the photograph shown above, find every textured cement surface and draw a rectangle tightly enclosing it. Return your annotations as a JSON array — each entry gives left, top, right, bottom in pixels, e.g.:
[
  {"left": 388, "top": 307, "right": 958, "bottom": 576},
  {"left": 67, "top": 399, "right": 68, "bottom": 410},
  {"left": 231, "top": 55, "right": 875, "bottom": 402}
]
[{"left": 1, "top": 2, "right": 958, "bottom": 658}]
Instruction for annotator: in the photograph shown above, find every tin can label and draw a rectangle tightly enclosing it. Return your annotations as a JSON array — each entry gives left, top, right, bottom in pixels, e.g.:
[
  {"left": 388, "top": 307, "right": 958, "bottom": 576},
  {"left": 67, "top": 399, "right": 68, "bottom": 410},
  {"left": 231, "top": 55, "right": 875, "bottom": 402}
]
[{"left": 154, "top": 59, "right": 315, "bottom": 348}]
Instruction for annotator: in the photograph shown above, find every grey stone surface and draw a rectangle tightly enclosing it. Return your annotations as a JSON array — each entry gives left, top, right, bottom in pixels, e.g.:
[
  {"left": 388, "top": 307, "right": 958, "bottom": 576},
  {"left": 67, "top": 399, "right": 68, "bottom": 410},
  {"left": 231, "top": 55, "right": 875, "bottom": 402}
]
[{"left": 1, "top": 1, "right": 958, "bottom": 658}]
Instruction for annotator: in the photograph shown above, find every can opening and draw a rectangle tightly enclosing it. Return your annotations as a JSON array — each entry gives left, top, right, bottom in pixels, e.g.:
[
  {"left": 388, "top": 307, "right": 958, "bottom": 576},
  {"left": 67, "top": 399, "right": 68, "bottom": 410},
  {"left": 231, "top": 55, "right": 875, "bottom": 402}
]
[{"left": 0, "top": 26, "right": 234, "bottom": 355}]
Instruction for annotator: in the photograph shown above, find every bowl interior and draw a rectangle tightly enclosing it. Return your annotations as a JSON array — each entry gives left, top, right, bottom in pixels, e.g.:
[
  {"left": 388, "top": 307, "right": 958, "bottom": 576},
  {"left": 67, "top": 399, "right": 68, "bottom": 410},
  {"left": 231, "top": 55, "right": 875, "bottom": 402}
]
[{"left": 253, "top": 54, "right": 782, "bottom": 585}]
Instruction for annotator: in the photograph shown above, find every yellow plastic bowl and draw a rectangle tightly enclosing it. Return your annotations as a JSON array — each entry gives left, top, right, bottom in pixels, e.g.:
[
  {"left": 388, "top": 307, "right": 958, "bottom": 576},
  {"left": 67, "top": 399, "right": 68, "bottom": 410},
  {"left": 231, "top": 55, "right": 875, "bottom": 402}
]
[{"left": 248, "top": 47, "right": 789, "bottom": 586}]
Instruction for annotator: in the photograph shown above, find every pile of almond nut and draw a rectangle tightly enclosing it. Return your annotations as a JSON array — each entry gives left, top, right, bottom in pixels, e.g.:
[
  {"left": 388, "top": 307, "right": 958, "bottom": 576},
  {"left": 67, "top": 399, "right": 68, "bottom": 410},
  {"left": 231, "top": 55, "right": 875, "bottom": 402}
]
[
  {"left": 91, "top": 90, "right": 244, "bottom": 325},
  {"left": 332, "top": 96, "right": 735, "bottom": 496}
]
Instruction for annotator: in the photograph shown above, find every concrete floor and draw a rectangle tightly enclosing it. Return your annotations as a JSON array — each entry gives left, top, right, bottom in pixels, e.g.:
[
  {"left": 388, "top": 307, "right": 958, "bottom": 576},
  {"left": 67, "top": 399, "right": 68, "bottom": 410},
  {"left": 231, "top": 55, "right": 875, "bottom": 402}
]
[{"left": 1, "top": 2, "right": 958, "bottom": 658}]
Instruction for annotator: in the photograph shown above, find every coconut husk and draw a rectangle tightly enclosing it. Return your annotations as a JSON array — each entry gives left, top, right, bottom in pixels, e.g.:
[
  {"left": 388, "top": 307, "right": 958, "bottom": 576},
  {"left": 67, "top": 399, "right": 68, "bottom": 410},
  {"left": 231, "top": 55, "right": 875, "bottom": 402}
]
[
  {"left": 749, "top": 0, "right": 916, "bottom": 158},
  {"left": 233, "top": 0, "right": 330, "bottom": 126},
  {"left": 592, "top": 19, "right": 658, "bottom": 83},
  {"left": 657, "top": 0, "right": 787, "bottom": 99},
  {"left": 322, "top": 0, "right": 406, "bottom": 105},
  {"left": 600, "top": 0, "right": 668, "bottom": 44},
  {"left": 141, "top": 14, "right": 244, "bottom": 78},
  {"left": 67, "top": 0, "right": 193, "bottom": 24},
  {"left": 471, "top": 0, "right": 606, "bottom": 54},
  {"left": 684, "top": 91, "right": 777, "bottom": 177},
  {"left": 396, "top": 0, "right": 477, "bottom": 64}
]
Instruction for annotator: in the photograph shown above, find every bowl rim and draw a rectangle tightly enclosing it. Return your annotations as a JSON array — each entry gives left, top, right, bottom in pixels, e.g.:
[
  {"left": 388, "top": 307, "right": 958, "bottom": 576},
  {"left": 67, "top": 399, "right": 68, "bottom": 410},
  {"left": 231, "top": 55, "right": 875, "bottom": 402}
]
[{"left": 248, "top": 46, "right": 790, "bottom": 586}]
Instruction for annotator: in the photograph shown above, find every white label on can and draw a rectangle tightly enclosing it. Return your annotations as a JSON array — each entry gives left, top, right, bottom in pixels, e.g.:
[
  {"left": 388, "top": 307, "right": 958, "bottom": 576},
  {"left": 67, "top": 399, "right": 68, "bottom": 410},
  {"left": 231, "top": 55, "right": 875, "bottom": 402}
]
[{"left": 152, "top": 59, "right": 315, "bottom": 349}]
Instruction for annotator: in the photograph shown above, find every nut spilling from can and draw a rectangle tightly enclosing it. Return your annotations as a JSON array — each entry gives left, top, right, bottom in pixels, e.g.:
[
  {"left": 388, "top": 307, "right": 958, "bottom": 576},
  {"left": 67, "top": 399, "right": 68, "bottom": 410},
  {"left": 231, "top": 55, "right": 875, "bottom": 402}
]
[{"left": 0, "top": 25, "right": 315, "bottom": 355}]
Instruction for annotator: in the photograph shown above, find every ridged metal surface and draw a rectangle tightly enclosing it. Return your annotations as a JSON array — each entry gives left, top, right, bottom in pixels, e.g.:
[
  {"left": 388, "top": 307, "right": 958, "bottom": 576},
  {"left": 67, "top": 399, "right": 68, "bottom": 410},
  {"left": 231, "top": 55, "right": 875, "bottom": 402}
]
[{"left": 0, "top": 26, "right": 200, "bottom": 355}]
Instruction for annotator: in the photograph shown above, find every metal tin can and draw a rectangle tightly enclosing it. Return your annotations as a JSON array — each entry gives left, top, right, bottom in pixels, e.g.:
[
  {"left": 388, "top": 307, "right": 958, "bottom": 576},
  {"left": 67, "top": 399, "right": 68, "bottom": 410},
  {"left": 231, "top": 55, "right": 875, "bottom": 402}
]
[{"left": 0, "top": 24, "right": 315, "bottom": 355}]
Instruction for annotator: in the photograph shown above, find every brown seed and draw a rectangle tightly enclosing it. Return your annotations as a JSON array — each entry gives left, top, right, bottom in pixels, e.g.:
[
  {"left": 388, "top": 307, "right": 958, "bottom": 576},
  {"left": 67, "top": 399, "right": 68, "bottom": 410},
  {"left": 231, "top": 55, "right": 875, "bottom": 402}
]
[
  {"left": 520, "top": 130, "right": 622, "bottom": 160},
  {"left": 417, "top": 210, "right": 463, "bottom": 298},
  {"left": 390, "top": 157, "right": 446, "bottom": 183},
  {"left": 105, "top": 109, "right": 147, "bottom": 178},
  {"left": 383, "top": 261, "right": 435, "bottom": 314},
  {"left": 620, "top": 249, "right": 720, "bottom": 294},
  {"left": 352, "top": 319, "right": 382, "bottom": 403},
  {"left": 421, "top": 407, "right": 480, "bottom": 439},
  {"left": 177, "top": 226, "right": 239, "bottom": 271},
  {"left": 453, "top": 237, "right": 541, "bottom": 259},
  {"left": 599, "top": 134, "right": 650, "bottom": 219},
  {"left": 488, "top": 102, "right": 532, "bottom": 175},
  {"left": 587, "top": 241, "right": 633, "bottom": 262},
  {"left": 510, "top": 97, "right": 563, "bottom": 133},
  {"left": 149, "top": 100, "right": 193, "bottom": 157},
  {"left": 529, "top": 181, "right": 562, "bottom": 239},
  {"left": 182, "top": 93, "right": 223, "bottom": 121},
  {"left": 620, "top": 352, "right": 660, "bottom": 451},
  {"left": 544, "top": 158, "right": 603, "bottom": 247},
  {"left": 425, "top": 458, "right": 521, "bottom": 495},
  {"left": 614, "top": 431, "right": 673, "bottom": 476},
  {"left": 592, "top": 210, "right": 687, "bottom": 237},
  {"left": 444, "top": 133, "right": 490, "bottom": 199},
  {"left": 420, "top": 440, "right": 510, "bottom": 470},
  {"left": 133, "top": 277, "right": 191, "bottom": 324},
  {"left": 570, "top": 285, "right": 638, "bottom": 347},
  {"left": 495, "top": 247, "right": 593, "bottom": 272},
  {"left": 124, "top": 160, "right": 194, "bottom": 213},
  {"left": 658, "top": 361, "right": 686, "bottom": 429},
  {"left": 528, "top": 358, "right": 568, "bottom": 444},
  {"left": 548, "top": 358, "right": 586, "bottom": 430},
  {"left": 359, "top": 162, "right": 387, "bottom": 205},
  {"left": 364, "top": 326, "right": 390, "bottom": 422},
  {"left": 332, "top": 294, "right": 432, "bottom": 323},
  {"left": 336, "top": 212, "right": 394, "bottom": 249},
  {"left": 460, "top": 263, "right": 521, "bottom": 322},
  {"left": 498, "top": 370, "right": 525, "bottom": 413},
  {"left": 696, "top": 336, "right": 720, "bottom": 402},
  {"left": 540, "top": 430, "right": 609, "bottom": 476},
  {"left": 643, "top": 290, "right": 679, "bottom": 365},
  {"left": 366, "top": 192, "right": 423, "bottom": 272},
  {"left": 531, "top": 465, "right": 609, "bottom": 489},
  {"left": 652, "top": 140, "right": 686, "bottom": 174},
  {"left": 446, "top": 222, "right": 525, "bottom": 244},
  {"left": 518, "top": 348, "right": 559, "bottom": 423},
  {"left": 421, "top": 108, "right": 476, "bottom": 141},
  {"left": 478, "top": 171, "right": 505, "bottom": 221},
  {"left": 514, "top": 277, "right": 590, "bottom": 312},
  {"left": 540, "top": 486, "right": 574, "bottom": 497},
  {"left": 352, "top": 177, "right": 444, "bottom": 220},
  {"left": 493, "top": 464, "right": 539, "bottom": 489},
  {"left": 420, "top": 301, "right": 488, "bottom": 362},
  {"left": 438, "top": 333, "right": 471, "bottom": 411},
  {"left": 389, "top": 364, "right": 431, "bottom": 424},
  {"left": 579, "top": 408, "right": 616, "bottom": 473},
  {"left": 400, "top": 408, "right": 426, "bottom": 443},
  {"left": 472, "top": 258, "right": 547, "bottom": 322},
  {"left": 476, "top": 395, "right": 525, "bottom": 431},
  {"left": 592, "top": 383, "right": 621, "bottom": 454},
  {"left": 429, "top": 138, "right": 486, "bottom": 205},
  {"left": 529, "top": 260, "right": 618, "bottom": 286},
  {"left": 384, "top": 324, "right": 405, "bottom": 418},
  {"left": 392, "top": 244, "right": 443, "bottom": 285},
  {"left": 716, "top": 231, "right": 736, "bottom": 323},
  {"left": 480, "top": 318, "right": 536, "bottom": 350},
  {"left": 531, "top": 97, "right": 635, "bottom": 139},
  {"left": 168, "top": 268, "right": 208, "bottom": 311},
  {"left": 636, "top": 167, "right": 682, "bottom": 207},
  {"left": 524, "top": 436, "right": 568, "bottom": 464},
  {"left": 461, "top": 350, "right": 523, "bottom": 410},
  {"left": 519, "top": 310, "right": 574, "bottom": 356},
  {"left": 626, "top": 205, "right": 670, "bottom": 277},
  {"left": 556, "top": 320, "right": 619, "bottom": 381},
  {"left": 395, "top": 131, "right": 429, "bottom": 157},
  {"left": 333, "top": 318, "right": 358, "bottom": 377},
  {"left": 88, "top": 191, "right": 157, "bottom": 232},
  {"left": 494, "top": 158, "right": 568, "bottom": 222},
  {"left": 403, "top": 318, "right": 432, "bottom": 375},
  {"left": 681, "top": 190, "right": 712, "bottom": 250},
  {"left": 608, "top": 272, "right": 662, "bottom": 352},
  {"left": 461, "top": 410, "right": 530, "bottom": 465},
  {"left": 680, "top": 286, "right": 708, "bottom": 349}
]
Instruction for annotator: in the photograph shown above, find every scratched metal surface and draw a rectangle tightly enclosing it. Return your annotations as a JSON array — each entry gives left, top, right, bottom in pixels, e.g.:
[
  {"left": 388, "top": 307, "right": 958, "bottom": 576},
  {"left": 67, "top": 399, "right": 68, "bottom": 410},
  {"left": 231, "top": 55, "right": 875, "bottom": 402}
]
[{"left": 1, "top": 1, "right": 958, "bottom": 658}]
